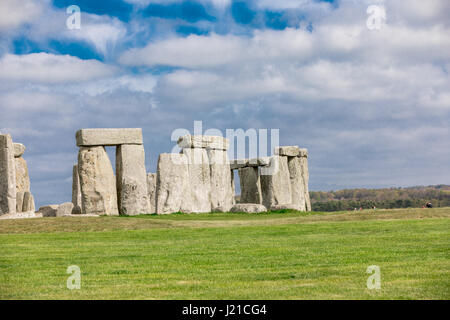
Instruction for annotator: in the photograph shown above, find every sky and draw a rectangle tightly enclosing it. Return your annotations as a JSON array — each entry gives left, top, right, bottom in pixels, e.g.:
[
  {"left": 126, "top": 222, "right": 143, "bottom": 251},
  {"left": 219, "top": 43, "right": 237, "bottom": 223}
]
[{"left": 0, "top": 0, "right": 449, "bottom": 208}]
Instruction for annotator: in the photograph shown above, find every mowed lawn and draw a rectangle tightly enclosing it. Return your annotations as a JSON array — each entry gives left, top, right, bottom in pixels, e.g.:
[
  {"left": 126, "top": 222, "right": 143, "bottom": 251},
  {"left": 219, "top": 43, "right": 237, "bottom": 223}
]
[{"left": 0, "top": 208, "right": 449, "bottom": 299}]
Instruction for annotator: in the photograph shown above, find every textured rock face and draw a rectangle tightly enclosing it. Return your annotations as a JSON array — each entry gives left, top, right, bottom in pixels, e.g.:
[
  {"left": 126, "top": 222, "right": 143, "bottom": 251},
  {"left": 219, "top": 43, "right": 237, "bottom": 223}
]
[
  {"left": 230, "top": 203, "right": 267, "bottom": 213},
  {"left": 208, "top": 149, "right": 233, "bottom": 212},
  {"left": 299, "top": 152, "right": 311, "bottom": 211},
  {"left": 56, "top": 202, "right": 74, "bottom": 217},
  {"left": 177, "top": 135, "right": 229, "bottom": 150},
  {"left": 238, "top": 167, "right": 262, "bottom": 204},
  {"left": 156, "top": 153, "right": 191, "bottom": 214},
  {"left": 0, "top": 134, "right": 16, "bottom": 215},
  {"left": 72, "top": 205, "right": 82, "bottom": 215},
  {"left": 39, "top": 205, "right": 59, "bottom": 217},
  {"left": 22, "top": 191, "right": 35, "bottom": 212},
  {"left": 183, "top": 148, "right": 211, "bottom": 213},
  {"left": 116, "top": 144, "right": 151, "bottom": 215},
  {"left": 15, "top": 157, "right": 30, "bottom": 193},
  {"left": 16, "top": 191, "right": 25, "bottom": 213},
  {"left": 274, "top": 146, "right": 301, "bottom": 157},
  {"left": 76, "top": 128, "right": 143, "bottom": 147},
  {"left": 13, "top": 143, "right": 26, "bottom": 158},
  {"left": 72, "top": 165, "right": 82, "bottom": 209},
  {"left": 147, "top": 173, "right": 157, "bottom": 214},
  {"left": 287, "top": 157, "right": 306, "bottom": 211},
  {"left": 260, "top": 156, "right": 292, "bottom": 209},
  {"left": 78, "top": 146, "right": 119, "bottom": 216}
]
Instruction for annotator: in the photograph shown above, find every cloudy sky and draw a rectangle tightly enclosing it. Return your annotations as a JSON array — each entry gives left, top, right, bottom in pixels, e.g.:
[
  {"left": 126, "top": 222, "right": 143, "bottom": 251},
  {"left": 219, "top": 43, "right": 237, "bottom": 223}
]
[{"left": 0, "top": 0, "right": 449, "bottom": 208}]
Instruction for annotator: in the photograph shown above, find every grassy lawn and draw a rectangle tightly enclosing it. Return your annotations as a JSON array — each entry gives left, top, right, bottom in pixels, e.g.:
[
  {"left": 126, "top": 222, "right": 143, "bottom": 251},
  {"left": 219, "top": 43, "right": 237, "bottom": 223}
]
[{"left": 0, "top": 208, "right": 449, "bottom": 299}]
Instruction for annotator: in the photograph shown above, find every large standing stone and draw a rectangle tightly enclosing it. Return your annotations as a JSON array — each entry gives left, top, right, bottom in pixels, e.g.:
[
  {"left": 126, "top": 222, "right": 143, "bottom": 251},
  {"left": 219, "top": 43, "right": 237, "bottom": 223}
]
[
  {"left": 22, "top": 191, "right": 35, "bottom": 212},
  {"left": 0, "top": 134, "right": 16, "bottom": 215},
  {"left": 260, "top": 156, "right": 292, "bottom": 209},
  {"left": 147, "top": 173, "right": 157, "bottom": 214},
  {"left": 76, "top": 128, "right": 143, "bottom": 147},
  {"left": 116, "top": 144, "right": 151, "bottom": 215},
  {"left": 208, "top": 149, "right": 233, "bottom": 212},
  {"left": 238, "top": 167, "right": 262, "bottom": 204},
  {"left": 182, "top": 148, "right": 211, "bottom": 213},
  {"left": 156, "top": 153, "right": 191, "bottom": 214},
  {"left": 16, "top": 191, "right": 25, "bottom": 213},
  {"left": 287, "top": 156, "right": 306, "bottom": 211},
  {"left": 299, "top": 149, "right": 311, "bottom": 211},
  {"left": 72, "top": 165, "right": 82, "bottom": 209},
  {"left": 15, "top": 157, "right": 30, "bottom": 193},
  {"left": 78, "top": 146, "right": 119, "bottom": 216}
]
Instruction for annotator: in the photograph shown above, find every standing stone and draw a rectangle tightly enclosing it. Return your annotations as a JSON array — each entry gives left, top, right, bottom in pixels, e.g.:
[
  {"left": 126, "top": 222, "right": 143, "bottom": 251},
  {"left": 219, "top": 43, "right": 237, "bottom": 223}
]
[
  {"left": 147, "top": 173, "right": 157, "bottom": 214},
  {"left": 22, "top": 191, "right": 35, "bottom": 212},
  {"left": 15, "top": 157, "right": 30, "bottom": 193},
  {"left": 116, "top": 144, "right": 151, "bottom": 215},
  {"left": 260, "top": 156, "right": 292, "bottom": 209},
  {"left": 299, "top": 149, "right": 311, "bottom": 211},
  {"left": 156, "top": 153, "right": 191, "bottom": 214},
  {"left": 231, "top": 170, "right": 236, "bottom": 205},
  {"left": 182, "top": 148, "right": 211, "bottom": 213},
  {"left": 238, "top": 167, "right": 262, "bottom": 204},
  {"left": 287, "top": 157, "right": 306, "bottom": 211},
  {"left": 72, "top": 165, "right": 82, "bottom": 209},
  {"left": 0, "top": 134, "right": 16, "bottom": 215},
  {"left": 16, "top": 191, "right": 25, "bottom": 213},
  {"left": 78, "top": 146, "right": 119, "bottom": 216},
  {"left": 208, "top": 149, "right": 233, "bottom": 212}
]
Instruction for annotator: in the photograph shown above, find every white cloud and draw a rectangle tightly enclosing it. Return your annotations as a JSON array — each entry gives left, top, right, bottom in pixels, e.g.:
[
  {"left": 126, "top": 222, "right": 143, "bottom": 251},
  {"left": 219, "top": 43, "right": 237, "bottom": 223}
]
[
  {"left": 0, "top": 0, "right": 43, "bottom": 30},
  {"left": 0, "top": 53, "right": 118, "bottom": 83}
]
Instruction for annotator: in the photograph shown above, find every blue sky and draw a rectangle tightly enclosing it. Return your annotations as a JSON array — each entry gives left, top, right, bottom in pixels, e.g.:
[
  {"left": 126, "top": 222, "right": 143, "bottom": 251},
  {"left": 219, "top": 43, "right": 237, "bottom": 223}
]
[{"left": 0, "top": 0, "right": 449, "bottom": 208}]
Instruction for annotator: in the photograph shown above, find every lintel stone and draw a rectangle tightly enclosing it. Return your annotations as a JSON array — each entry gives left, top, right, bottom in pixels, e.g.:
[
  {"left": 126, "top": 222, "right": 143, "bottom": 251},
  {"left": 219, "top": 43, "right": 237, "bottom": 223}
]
[
  {"left": 76, "top": 128, "right": 143, "bottom": 147},
  {"left": 177, "top": 135, "right": 229, "bottom": 150}
]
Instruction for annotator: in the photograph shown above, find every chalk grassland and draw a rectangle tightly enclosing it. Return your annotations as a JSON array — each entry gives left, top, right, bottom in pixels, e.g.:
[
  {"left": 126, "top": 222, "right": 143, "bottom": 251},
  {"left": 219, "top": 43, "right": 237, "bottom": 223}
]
[{"left": 0, "top": 208, "right": 449, "bottom": 299}]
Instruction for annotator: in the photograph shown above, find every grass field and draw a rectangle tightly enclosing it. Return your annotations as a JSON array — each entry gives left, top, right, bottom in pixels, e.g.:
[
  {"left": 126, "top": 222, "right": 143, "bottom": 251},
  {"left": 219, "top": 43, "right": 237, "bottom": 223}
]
[{"left": 0, "top": 208, "right": 449, "bottom": 300}]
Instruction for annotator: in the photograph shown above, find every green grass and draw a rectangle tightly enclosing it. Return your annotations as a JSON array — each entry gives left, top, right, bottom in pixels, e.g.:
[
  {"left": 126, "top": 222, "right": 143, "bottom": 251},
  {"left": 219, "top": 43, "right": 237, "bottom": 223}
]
[{"left": 0, "top": 208, "right": 449, "bottom": 299}]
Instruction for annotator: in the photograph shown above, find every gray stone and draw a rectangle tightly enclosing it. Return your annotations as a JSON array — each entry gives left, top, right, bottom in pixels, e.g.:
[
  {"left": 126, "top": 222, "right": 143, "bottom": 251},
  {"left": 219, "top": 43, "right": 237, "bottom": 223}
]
[
  {"left": 238, "top": 167, "right": 262, "bottom": 204},
  {"left": 15, "top": 157, "right": 30, "bottom": 193},
  {"left": 299, "top": 153, "right": 311, "bottom": 211},
  {"left": 230, "top": 204, "right": 267, "bottom": 213},
  {"left": 22, "top": 192, "right": 35, "bottom": 212},
  {"left": 16, "top": 191, "right": 25, "bottom": 213},
  {"left": 71, "top": 205, "right": 82, "bottom": 215},
  {"left": 230, "top": 159, "right": 248, "bottom": 170},
  {"left": 274, "top": 146, "right": 301, "bottom": 157},
  {"left": 270, "top": 204, "right": 301, "bottom": 211},
  {"left": 13, "top": 143, "right": 26, "bottom": 158},
  {"left": 155, "top": 153, "right": 191, "bottom": 214},
  {"left": 147, "top": 173, "right": 157, "bottom": 214},
  {"left": 287, "top": 157, "right": 306, "bottom": 211},
  {"left": 260, "top": 156, "right": 292, "bottom": 209},
  {"left": 299, "top": 148, "right": 308, "bottom": 158},
  {"left": 0, "top": 134, "right": 16, "bottom": 215},
  {"left": 72, "top": 165, "right": 82, "bottom": 209},
  {"left": 183, "top": 148, "right": 211, "bottom": 213},
  {"left": 76, "top": 128, "right": 143, "bottom": 147},
  {"left": 177, "top": 135, "right": 229, "bottom": 150},
  {"left": 39, "top": 205, "right": 59, "bottom": 217},
  {"left": 116, "top": 144, "right": 151, "bottom": 215},
  {"left": 56, "top": 202, "right": 74, "bottom": 217},
  {"left": 78, "top": 146, "right": 119, "bottom": 216},
  {"left": 231, "top": 170, "right": 236, "bottom": 205},
  {"left": 208, "top": 149, "right": 234, "bottom": 212}
]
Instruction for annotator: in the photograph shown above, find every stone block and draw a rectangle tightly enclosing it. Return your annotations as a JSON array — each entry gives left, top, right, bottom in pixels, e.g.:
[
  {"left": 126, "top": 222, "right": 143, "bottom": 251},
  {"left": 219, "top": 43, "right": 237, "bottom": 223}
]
[
  {"left": 238, "top": 167, "right": 262, "bottom": 204},
  {"left": 147, "top": 173, "right": 157, "bottom": 214},
  {"left": 15, "top": 157, "right": 30, "bottom": 193},
  {"left": 13, "top": 143, "right": 26, "bottom": 158},
  {"left": 177, "top": 135, "right": 229, "bottom": 150},
  {"left": 0, "top": 134, "right": 16, "bottom": 215},
  {"left": 72, "top": 165, "right": 82, "bottom": 209},
  {"left": 39, "top": 205, "right": 59, "bottom": 217},
  {"left": 183, "top": 148, "right": 211, "bottom": 213},
  {"left": 274, "top": 146, "right": 301, "bottom": 157},
  {"left": 287, "top": 157, "right": 306, "bottom": 211},
  {"left": 76, "top": 128, "right": 143, "bottom": 147},
  {"left": 22, "top": 191, "right": 35, "bottom": 212},
  {"left": 230, "top": 204, "right": 267, "bottom": 213},
  {"left": 260, "top": 156, "right": 292, "bottom": 209},
  {"left": 56, "top": 202, "right": 74, "bottom": 217},
  {"left": 208, "top": 149, "right": 233, "bottom": 212}
]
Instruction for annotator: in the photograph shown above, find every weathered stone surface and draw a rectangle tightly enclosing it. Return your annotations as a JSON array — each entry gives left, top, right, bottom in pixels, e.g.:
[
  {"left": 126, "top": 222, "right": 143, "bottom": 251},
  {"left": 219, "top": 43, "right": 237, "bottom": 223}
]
[
  {"left": 299, "top": 154, "right": 311, "bottom": 211},
  {"left": 231, "top": 157, "right": 271, "bottom": 169},
  {"left": 72, "top": 165, "right": 82, "bottom": 209},
  {"left": 231, "top": 170, "right": 236, "bottom": 205},
  {"left": 15, "top": 157, "right": 30, "bottom": 193},
  {"left": 0, "top": 134, "right": 16, "bottom": 215},
  {"left": 269, "top": 204, "right": 301, "bottom": 211},
  {"left": 78, "top": 146, "right": 119, "bottom": 216},
  {"left": 183, "top": 148, "right": 211, "bottom": 213},
  {"left": 230, "top": 204, "right": 267, "bottom": 213},
  {"left": 39, "top": 205, "right": 59, "bottom": 217},
  {"left": 72, "top": 205, "right": 82, "bottom": 215},
  {"left": 274, "top": 146, "right": 301, "bottom": 157},
  {"left": 156, "top": 153, "right": 191, "bottom": 214},
  {"left": 299, "top": 148, "right": 308, "bottom": 158},
  {"left": 116, "top": 144, "right": 151, "bottom": 215},
  {"left": 76, "top": 128, "right": 143, "bottom": 147},
  {"left": 287, "top": 157, "right": 307, "bottom": 211},
  {"left": 14, "top": 143, "right": 26, "bottom": 158},
  {"left": 178, "top": 135, "right": 229, "bottom": 150},
  {"left": 208, "top": 149, "right": 234, "bottom": 212},
  {"left": 238, "top": 167, "right": 262, "bottom": 204},
  {"left": 147, "top": 173, "right": 157, "bottom": 214},
  {"left": 22, "top": 191, "right": 35, "bottom": 212},
  {"left": 56, "top": 202, "right": 74, "bottom": 217},
  {"left": 16, "top": 191, "right": 25, "bottom": 213},
  {"left": 260, "top": 156, "right": 292, "bottom": 209},
  {"left": 230, "top": 159, "right": 248, "bottom": 170}
]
